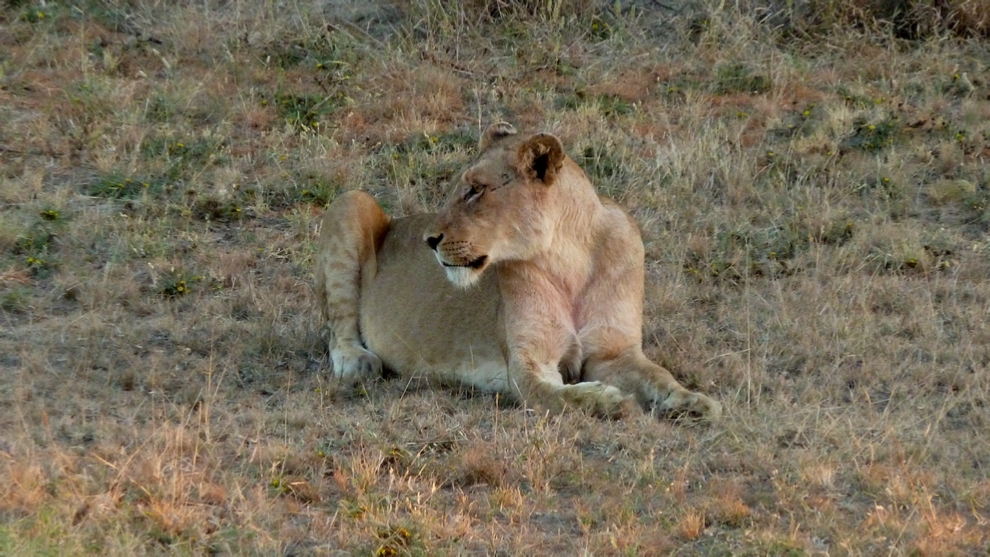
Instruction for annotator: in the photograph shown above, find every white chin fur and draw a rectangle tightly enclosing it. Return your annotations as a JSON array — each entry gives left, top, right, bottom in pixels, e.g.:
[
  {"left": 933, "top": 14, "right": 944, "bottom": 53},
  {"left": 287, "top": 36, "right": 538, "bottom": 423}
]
[
  {"left": 434, "top": 251, "right": 484, "bottom": 288},
  {"left": 444, "top": 266, "right": 482, "bottom": 288}
]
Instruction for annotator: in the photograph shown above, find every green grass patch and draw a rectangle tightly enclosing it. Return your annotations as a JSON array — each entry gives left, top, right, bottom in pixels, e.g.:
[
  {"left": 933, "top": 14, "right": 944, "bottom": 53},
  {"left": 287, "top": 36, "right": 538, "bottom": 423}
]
[
  {"left": 836, "top": 86, "right": 880, "bottom": 109},
  {"left": 86, "top": 175, "right": 159, "bottom": 199},
  {"left": 269, "top": 91, "right": 349, "bottom": 131},
  {"left": 298, "top": 183, "right": 335, "bottom": 207},
  {"left": 658, "top": 72, "right": 704, "bottom": 102},
  {"left": 597, "top": 94, "right": 635, "bottom": 117},
  {"left": 588, "top": 14, "right": 615, "bottom": 41},
  {"left": 262, "top": 31, "right": 356, "bottom": 70},
  {"left": 557, "top": 90, "right": 635, "bottom": 116},
  {"left": 157, "top": 269, "right": 206, "bottom": 299},
  {"left": 144, "top": 92, "right": 177, "bottom": 123},
  {"left": 684, "top": 214, "right": 856, "bottom": 283},
  {"left": 379, "top": 138, "right": 471, "bottom": 207},
  {"left": 191, "top": 195, "right": 245, "bottom": 222},
  {"left": 857, "top": 175, "right": 904, "bottom": 201},
  {"left": 767, "top": 103, "right": 824, "bottom": 141},
  {"left": 398, "top": 128, "right": 477, "bottom": 155},
  {"left": 11, "top": 211, "right": 65, "bottom": 279},
  {"left": 1, "top": 286, "right": 32, "bottom": 313},
  {"left": 841, "top": 115, "right": 900, "bottom": 152},
  {"left": 578, "top": 144, "right": 625, "bottom": 183},
  {"left": 14, "top": 226, "right": 56, "bottom": 255},
  {"left": 140, "top": 135, "right": 226, "bottom": 180},
  {"left": 261, "top": 168, "right": 341, "bottom": 210},
  {"left": 711, "top": 63, "right": 773, "bottom": 95},
  {"left": 18, "top": 6, "right": 53, "bottom": 23},
  {"left": 71, "top": 0, "right": 141, "bottom": 33}
]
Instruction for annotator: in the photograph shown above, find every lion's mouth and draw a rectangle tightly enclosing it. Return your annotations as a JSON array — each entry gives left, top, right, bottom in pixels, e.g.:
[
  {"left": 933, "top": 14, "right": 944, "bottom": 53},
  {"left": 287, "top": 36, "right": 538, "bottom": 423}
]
[{"left": 442, "top": 255, "right": 488, "bottom": 270}]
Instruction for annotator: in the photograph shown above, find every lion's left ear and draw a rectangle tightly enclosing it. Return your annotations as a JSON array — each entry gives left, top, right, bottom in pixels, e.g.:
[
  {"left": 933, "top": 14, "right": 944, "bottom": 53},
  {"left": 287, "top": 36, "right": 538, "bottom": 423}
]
[
  {"left": 517, "top": 133, "right": 565, "bottom": 185},
  {"left": 479, "top": 121, "right": 517, "bottom": 151}
]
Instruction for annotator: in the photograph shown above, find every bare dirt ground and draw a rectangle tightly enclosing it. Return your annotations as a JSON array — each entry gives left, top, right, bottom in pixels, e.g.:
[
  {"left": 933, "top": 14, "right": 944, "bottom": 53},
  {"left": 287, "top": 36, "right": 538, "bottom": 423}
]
[{"left": 1, "top": 0, "right": 988, "bottom": 554}]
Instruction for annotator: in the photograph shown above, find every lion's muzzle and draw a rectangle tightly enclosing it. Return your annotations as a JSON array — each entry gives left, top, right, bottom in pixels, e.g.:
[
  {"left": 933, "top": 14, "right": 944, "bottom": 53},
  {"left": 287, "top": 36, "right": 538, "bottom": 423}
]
[{"left": 444, "top": 255, "right": 487, "bottom": 269}]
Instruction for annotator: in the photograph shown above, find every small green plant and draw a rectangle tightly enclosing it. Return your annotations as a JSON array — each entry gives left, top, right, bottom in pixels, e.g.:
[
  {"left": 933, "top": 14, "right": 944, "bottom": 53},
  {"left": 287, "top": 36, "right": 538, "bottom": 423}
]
[
  {"left": 589, "top": 16, "right": 613, "bottom": 40},
  {"left": 144, "top": 92, "right": 174, "bottom": 123},
  {"left": 836, "top": 86, "right": 875, "bottom": 109},
  {"left": 557, "top": 90, "right": 634, "bottom": 116},
  {"left": 264, "top": 43, "right": 308, "bottom": 69},
  {"left": 857, "top": 176, "right": 903, "bottom": 201},
  {"left": 927, "top": 179, "right": 976, "bottom": 204},
  {"left": 262, "top": 31, "right": 353, "bottom": 70},
  {"left": 87, "top": 176, "right": 152, "bottom": 199},
  {"left": 263, "top": 170, "right": 340, "bottom": 209},
  {"left": 681, "top": 217, "right": 849, "bottom": 283},
  {"left": 768, "top": 103, "right": 822, "bottom": 140},
  {"left": 270, "top": 91, "right": 348, "bottom": 130},
  {"left": 191, "top": 195, "right": 244, "bottom": 222},
  {"left": 38, "top": 209, "right": 61, "bottom": 222},
  {"left": 140, "top": 136, "right": 225, "bottom": 181},
  {"left": 299, "top": 183, "right": 335, "bottom": 207},
  {"left": 841, "top": 116, "right": 900, "bottom": 152},
  {"left": 399, "top": 129, "right": 477, "bottom": 155},
  {"left": 382, "top": 150, "right": 464, "bottom": 206},
  {"left": 556, "top": 87, "right": 587, "bottom": 110},
  {"left": 25, "top": 255, "right": 55, "bottom": 278},
  {"left": 961, "top": 190, "right": 989, "bottom": 225},
  {"left": 166, "top": 138, "right": 222, "bottom": 163},
  {"left": 268, "top": 476, "right": 292, "bottom": 496},
  {"left": 19, "top": 7, "right": 52, "bottom": 23},
  {"left": 70, "top": 0, "right": 137, "bottom": 33},
  {"left": 14, "top": 228, "right": 55, "bottom": 255},
  {"left": 939, "top": 71, "right": 977, "bottom": 97},
  {"left": 1, "top": 287, "right": 32, "bottom": 313},
  {"left": 814, "top": 221, "right": 855, "bottom": 245},
  {"left": 375, "top": 523, "right": 417, "bottom": 557},
  {"left": 597, "top": 94, "right": 634, "bottom": 117},
  {"left": 158, "top": 270, "right": 203, "bottom": 298},
  {"left": 578, "top": 145, "right": 624, "bottom": 181},
  {"left": 13, "top": 214, "right": 62, "bottom": 279},
  {"left": 658, "top": 73, "right": 703, "bottom": 103}
]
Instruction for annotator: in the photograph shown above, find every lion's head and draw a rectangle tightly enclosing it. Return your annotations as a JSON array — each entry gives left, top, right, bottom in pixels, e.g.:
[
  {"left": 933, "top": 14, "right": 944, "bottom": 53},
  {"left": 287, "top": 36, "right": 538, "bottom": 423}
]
[{"left": 423, "top": 123, "right": 568, "bottom": 288}]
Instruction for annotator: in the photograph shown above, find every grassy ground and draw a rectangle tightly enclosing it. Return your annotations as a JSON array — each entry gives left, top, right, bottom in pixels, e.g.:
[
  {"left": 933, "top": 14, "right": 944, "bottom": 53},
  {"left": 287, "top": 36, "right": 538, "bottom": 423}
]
[{"left": 2, "top": 0, "right": 989, "bottom": 554}]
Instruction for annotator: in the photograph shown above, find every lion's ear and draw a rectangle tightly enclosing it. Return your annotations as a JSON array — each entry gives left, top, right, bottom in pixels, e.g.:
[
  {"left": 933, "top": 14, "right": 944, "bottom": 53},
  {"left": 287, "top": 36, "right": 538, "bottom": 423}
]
[
  {"left": 479, "top": 121, "right": 517, "bottom": 151},
  {"left": 517, "top": 133, "right": 565, "bottom": 185}
]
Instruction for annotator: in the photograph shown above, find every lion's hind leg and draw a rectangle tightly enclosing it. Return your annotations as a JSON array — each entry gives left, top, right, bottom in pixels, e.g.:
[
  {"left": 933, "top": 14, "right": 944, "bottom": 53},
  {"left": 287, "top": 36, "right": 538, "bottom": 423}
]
[
  {"left": 584, "top": 349, "right": 723, "bottom": 421},
  {"left": 315, "top": 190, "right": 390, "bottom": 382}
]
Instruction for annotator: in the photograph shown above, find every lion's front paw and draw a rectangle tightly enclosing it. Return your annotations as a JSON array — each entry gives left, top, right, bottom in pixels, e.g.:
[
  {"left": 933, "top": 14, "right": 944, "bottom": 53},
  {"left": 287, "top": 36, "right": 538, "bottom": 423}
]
[
  {"left": 330, "top": 343, "right": 383, "bottom": 381},
  {"left": 658, "top": 389, "right": 723, "bottom": 421},
  {"left": 565, "top": 382, "right": 638, "bottom": 419}
]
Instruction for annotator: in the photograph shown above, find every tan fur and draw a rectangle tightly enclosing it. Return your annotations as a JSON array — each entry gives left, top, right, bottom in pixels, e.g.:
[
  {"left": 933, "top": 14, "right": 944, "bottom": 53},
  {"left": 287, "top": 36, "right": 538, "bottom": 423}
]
[{"left": 315, "top": 123, "right": 722, "bottom": 420}]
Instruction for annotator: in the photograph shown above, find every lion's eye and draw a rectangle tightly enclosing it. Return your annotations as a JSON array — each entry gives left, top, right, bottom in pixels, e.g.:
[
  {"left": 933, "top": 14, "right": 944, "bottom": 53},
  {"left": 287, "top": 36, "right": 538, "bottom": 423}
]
[{"left": 463, "top": 182, "right": 485, "bottom": 202}]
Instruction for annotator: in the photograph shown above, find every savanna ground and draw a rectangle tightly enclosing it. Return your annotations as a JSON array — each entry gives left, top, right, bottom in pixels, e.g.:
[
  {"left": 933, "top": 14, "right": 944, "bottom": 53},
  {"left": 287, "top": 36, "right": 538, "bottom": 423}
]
[{"left": 2, "top": 0, "right": 989, "bottom": 554}]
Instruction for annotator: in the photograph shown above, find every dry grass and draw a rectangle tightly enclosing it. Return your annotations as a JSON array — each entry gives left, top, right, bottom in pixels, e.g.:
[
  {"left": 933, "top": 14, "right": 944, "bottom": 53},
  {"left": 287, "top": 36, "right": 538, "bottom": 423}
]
[{"left": 2, "top": 0, "right": 989, "bottom": 554}]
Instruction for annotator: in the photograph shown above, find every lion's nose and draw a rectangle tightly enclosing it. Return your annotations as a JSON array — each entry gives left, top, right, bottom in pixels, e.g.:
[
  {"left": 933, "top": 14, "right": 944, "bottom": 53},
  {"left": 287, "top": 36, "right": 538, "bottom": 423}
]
[{"left": 426, "top": 233, "right": 443, "bottom": 251}]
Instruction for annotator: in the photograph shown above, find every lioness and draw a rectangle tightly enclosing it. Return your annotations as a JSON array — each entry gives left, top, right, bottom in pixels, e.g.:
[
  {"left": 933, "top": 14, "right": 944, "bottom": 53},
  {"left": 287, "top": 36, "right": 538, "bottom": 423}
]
[{"left": 315, "top": 123, "right": 721, "bottom": 420}]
